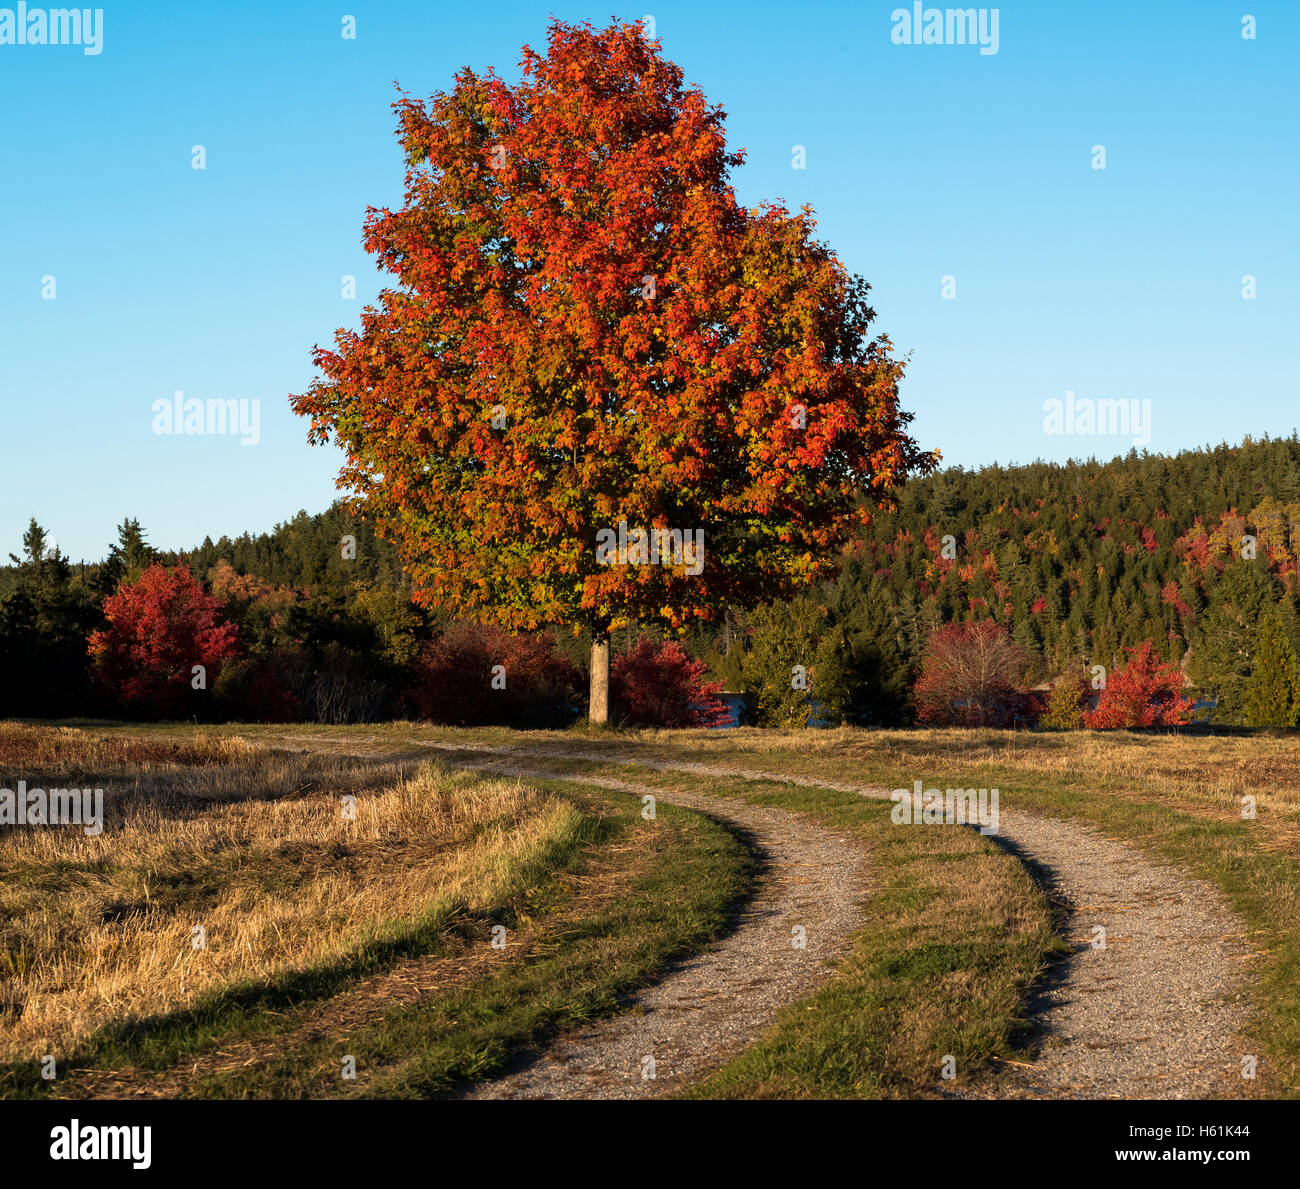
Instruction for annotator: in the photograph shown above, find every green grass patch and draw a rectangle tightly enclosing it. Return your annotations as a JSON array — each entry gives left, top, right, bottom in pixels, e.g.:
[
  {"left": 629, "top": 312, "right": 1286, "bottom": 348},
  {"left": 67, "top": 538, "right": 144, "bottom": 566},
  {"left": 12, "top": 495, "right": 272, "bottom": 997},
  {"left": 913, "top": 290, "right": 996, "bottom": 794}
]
[
  {"left": 444, "top": 731, "right": 1297, "bottom": 1096},
  {"left": 190, "top": 781, "right": 752, "bottom": 1098},
  {"left": 421, "top": 751, "right": 1059, "bottom": 1099}
]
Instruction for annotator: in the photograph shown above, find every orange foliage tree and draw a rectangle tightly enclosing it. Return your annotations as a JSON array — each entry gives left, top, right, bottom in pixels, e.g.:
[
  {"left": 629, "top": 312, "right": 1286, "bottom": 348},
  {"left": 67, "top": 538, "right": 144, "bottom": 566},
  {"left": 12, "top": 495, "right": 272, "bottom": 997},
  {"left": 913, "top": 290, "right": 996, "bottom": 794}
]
[{"left": 291, "top": 19, "right": 934, "bottom": 720}]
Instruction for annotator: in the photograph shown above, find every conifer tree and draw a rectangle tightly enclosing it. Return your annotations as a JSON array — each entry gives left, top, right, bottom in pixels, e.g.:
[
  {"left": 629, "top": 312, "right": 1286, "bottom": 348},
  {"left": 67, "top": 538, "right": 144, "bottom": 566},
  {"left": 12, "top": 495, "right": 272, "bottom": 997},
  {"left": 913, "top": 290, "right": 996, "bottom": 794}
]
[
  {"left": 1244, "top": 609, "right": 1300, "bottom": 727},
  {"left": 1189, "top": 562, "right": 1272, "bottom": 723}
]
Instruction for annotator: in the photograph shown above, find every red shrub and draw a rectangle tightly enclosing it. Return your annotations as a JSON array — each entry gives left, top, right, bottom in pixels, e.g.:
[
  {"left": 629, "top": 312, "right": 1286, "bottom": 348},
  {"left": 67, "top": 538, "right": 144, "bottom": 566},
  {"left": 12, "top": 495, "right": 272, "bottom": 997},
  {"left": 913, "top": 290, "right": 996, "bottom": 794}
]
[
  {"left": 402, "top": 622, "right": 581, "bottom": 727},
  {"left": 1082, "top": 640, "right": 1194, "bottom": 728},
  {"left": 87, "top": 564, "right": 241, "bottom": 718},
  {"left": 914, "top": 620, "right": 1039, "bottom": 727},
  {"left": 214, "top": 653, "right": 302, "bottom": 723},
  {"left": 610, "top": 637, "right": 729, "bottom": 728}
]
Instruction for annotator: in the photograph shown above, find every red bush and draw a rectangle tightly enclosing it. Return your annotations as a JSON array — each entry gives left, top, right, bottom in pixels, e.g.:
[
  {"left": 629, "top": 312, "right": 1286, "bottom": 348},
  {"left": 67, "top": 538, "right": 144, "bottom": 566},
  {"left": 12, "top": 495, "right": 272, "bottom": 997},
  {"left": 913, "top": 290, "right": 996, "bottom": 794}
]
[
  {"left": 402, "top": 622, "right": 582, "bottom": 727},
  {"left": 914, "top": 620, "right": 1039, "bottom": 727},
  {"left": 610, "top": 637, "right": 729, "bottom": 728},
  {"left": 214, "top": 653, "right": 302, "bottom": 723},
  {"left": 88, "top": 564, "right": 241, "bottom": 718},
  {"left": 1082, "top": 641, "right": 1194, "bottom": 728}
]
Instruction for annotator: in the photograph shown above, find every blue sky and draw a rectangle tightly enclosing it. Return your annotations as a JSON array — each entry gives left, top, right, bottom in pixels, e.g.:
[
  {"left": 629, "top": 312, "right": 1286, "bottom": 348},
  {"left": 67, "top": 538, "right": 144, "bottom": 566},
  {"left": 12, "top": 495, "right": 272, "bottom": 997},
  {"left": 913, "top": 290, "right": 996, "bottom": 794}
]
[{"left": 1, "top": 0, "right": 1296, "bottom": 561}]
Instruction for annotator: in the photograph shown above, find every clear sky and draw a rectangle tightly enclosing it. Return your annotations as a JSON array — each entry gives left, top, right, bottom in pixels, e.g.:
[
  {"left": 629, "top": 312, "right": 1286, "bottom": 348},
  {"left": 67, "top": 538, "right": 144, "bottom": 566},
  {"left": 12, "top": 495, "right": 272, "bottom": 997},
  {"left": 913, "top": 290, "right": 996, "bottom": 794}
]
[{"left": 2, "top": 0, "right": 1296, "bottom": 561}]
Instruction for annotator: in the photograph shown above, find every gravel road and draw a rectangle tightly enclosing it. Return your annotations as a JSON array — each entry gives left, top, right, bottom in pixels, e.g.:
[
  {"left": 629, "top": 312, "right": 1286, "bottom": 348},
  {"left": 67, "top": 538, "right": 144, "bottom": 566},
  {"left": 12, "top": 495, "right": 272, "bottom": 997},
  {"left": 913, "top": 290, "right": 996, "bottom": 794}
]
[
  {"left": 972, "top": 810, "right": 1253, "bottom": 1099},
  {"left": 427, "top": 742, "right": 1255, "bottom": 1100},
  {"left": 435, "top": 758, "right": 868, "bottom": 1100}
]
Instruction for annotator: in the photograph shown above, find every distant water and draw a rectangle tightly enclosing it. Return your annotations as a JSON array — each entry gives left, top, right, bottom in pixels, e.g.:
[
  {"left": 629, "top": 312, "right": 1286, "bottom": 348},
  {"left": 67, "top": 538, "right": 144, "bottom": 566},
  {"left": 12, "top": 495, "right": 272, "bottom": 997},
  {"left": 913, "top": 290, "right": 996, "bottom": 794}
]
[
  {"left": 716, "top": 692, "right": 745, "bottom": 728},
  {"left": 709, "top": 693, "right": 833, "bottom": 729}
]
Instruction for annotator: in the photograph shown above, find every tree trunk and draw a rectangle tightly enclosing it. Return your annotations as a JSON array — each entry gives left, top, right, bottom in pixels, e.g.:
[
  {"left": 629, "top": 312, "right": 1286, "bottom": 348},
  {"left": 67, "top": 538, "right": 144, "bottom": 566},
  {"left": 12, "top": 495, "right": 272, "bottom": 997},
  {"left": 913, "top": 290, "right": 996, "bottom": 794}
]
[{"left": 589, "top": 633, "right": 611, "bottom": 725}]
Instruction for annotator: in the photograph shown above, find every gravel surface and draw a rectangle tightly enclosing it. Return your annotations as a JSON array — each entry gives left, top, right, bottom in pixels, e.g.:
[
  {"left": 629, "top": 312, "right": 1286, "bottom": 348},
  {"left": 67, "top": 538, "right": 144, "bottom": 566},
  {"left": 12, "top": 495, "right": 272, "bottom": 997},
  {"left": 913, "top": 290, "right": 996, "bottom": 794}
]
[
  {"left": 427, "top": 743, "right": 1255, "bottom": 1100},
  {"left": 436, "top": 758, "right": 868, "bottom": 1100},
  {"left": 967, "top": 810, "right": 1254, "bottom": 1099}
]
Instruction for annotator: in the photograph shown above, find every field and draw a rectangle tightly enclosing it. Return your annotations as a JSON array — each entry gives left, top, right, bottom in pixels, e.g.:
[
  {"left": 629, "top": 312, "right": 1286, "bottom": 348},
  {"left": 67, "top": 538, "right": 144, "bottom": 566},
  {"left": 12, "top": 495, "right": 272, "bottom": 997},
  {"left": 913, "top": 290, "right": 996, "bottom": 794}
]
[{"left": 2, "top": 721, "right": 1297, "bottom": 1100}]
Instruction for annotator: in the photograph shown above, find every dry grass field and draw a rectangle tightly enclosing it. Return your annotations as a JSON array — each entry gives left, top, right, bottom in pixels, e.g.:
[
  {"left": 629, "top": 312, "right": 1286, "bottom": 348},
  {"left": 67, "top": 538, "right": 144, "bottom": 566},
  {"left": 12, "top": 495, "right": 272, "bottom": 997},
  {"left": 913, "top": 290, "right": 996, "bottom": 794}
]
[
  {"left": 3, "top": 719, "right": 1297, "bottom": 1099},
  {"left": 0, "top": 725, "right": 594, "bottom": 1069}
]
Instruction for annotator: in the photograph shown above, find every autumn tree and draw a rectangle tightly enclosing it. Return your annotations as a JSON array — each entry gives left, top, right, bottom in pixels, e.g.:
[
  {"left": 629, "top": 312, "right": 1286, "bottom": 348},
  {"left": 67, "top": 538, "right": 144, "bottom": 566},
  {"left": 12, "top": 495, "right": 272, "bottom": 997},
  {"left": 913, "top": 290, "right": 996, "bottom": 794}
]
[
  {"left": 1083, "top": 641, "right": 1193, "bottom": 729},
  {"left": 290, "top": 19, "right": 933, "bottom": 722},
  {"left": 914, "top": 620, "right": 1037, "bottom": 727},
  {"left": 88, "top": 564, "right": 241, "bottom": 718},
  {"left": 610, "top": 636, "right": 729, "bottom": 727},
  {"left": 401, "top": 622, "right": 581, "bottom": 727}
]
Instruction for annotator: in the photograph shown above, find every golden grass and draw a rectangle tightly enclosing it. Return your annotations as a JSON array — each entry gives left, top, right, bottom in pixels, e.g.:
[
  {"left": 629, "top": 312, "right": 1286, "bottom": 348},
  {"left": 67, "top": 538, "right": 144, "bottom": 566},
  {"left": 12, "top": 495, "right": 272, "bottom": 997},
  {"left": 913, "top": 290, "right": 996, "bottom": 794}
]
[
  {"left": 0, "top": 723, "right": 254, "bottom": 769},
  {"left": 0, "top": 733, "right": 579, "bottom": 1066},
  {"left": 428, "top": 722, "right": 1296, "bottom": 858},
  {"left": 634, "top": 726, "right": 1300, "bottom": 854}
]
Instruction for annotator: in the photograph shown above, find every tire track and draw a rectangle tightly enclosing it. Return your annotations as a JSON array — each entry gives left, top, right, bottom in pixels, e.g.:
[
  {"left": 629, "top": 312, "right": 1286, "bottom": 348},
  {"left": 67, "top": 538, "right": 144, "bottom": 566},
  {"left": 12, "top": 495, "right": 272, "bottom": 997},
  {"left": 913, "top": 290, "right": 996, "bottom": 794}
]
[
  {"left": 425, "top": 742, "right": 1256, "bottom": 1099},
  {"left": 432, "top": 758, "right": 868, "bottom": 1100}
]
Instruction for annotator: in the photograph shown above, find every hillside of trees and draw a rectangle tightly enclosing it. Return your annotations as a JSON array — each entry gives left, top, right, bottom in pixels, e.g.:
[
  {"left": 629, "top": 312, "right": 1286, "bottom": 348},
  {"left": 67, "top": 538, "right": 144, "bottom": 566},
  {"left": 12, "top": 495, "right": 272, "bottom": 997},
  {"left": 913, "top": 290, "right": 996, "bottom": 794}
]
[
  {"left": 3, "top": 435, "right": 1298, "bottom": 728},
  {"left": 804, "top": 434, "right": 1300, "bottom": 724}
]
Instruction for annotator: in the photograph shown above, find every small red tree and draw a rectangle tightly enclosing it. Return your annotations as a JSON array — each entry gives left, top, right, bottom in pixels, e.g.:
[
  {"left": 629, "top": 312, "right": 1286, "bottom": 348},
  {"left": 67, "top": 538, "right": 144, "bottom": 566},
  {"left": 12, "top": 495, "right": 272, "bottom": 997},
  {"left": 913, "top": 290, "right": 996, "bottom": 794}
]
[
  {"left": 1083, "top": 641, "right": 1194, "bottom": 728},
  {"left": 402, "top": 622, "right": 582, "bottom": 727},
  {"left": 88, "top": 564, "right": 241, "bottom": 718},
  {"left": 610, "top": 637, "right": 729, "bottom": 727},
  {"left": 914, "top": 620, "right": 1037, "bottom": 727}
]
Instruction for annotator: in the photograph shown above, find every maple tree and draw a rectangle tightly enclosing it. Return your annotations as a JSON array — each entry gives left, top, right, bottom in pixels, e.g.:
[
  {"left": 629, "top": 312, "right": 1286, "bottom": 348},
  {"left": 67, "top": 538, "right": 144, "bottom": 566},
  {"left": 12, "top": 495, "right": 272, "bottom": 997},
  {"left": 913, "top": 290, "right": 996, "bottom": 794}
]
[
  {"left": 401, "top": 622, "right": 582, "bottom": 727},
  {"left": 290, "top": 19, "right": 933, "bottom": 721},
  {"left": 610, "top": 636, "right": 729, "bottom": 727},
  {"left": 87, "top": 564, "right": 240, "bottom": 718},
  {"left": 1082, "top": 641, "right": 1193, "bottom": 728}
]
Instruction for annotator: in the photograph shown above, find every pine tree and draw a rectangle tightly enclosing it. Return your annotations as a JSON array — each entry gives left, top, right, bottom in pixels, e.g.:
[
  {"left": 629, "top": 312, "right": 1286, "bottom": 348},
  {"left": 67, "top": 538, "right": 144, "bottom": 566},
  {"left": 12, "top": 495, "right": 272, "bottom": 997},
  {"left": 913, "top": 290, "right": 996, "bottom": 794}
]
[
  {"left": 1189, "top": 562, "right": 1273, "bottom": 723},
  {"left": 1244, "top": 610, "right": 1300, "bottom": 727},
  {"left": 0, "top": 519, "right": 95, "bottom": 716},
  {"left": 736, "top": 598, "right": 826, "bottom": 727},
  {"left": 815, "top": 572, "right": 913, "bottom": 725},
  {"left": 97, "top": 517, "right": 158, "bottom": 593}
]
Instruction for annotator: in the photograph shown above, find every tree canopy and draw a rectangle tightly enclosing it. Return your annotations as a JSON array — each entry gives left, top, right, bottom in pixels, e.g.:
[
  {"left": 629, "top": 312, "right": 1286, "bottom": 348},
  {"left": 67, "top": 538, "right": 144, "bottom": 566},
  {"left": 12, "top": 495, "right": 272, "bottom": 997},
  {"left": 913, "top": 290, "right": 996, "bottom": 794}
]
[{"left": 291, "top": 19, "right": 933, "bottom": 667}]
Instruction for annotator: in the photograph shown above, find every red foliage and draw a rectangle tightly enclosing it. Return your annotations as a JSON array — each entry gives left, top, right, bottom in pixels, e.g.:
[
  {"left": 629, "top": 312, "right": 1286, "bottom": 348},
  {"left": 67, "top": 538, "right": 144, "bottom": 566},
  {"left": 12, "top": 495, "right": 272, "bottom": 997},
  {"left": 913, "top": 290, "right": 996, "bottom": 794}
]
[
  {"left": 610, "top": 637, "right": 729, "bottom": 727},
  {"left": 1173, "top": 509, "right": 1245, "bottom": 581},
  {"left": 914, "top": 620, "right": 1040, "bottom": 727},
  {"left": 290, "top": 19, "right": 934, "bottom": 646},
  {"left": 215, "top": 654, "right": 302, "bottom": 723},
  {"left": 402, "top": 622, "right": 582, "bottom": 727},
  {"left": 1160, "top": 580, "right": 1193, "bottom": 619},
  {"left": 1082, "top": 641, "right": 1194, "bottom": 728},
  {"left": 87, "top": 564, "right": 241, "bottom": 718}
]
